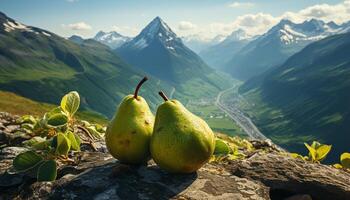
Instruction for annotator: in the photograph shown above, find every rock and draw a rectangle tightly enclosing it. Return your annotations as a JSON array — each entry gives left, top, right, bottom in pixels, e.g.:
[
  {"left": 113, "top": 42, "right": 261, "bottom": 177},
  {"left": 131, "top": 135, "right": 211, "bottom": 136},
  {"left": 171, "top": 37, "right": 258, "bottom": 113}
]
[
  {"left": 228, "top": 152, "right": 350, "bottom": 200},
  {"left": 12, "top": 154, "right": 269, "bottom": 200},
  {"left": 1, "top": 112, "right": 350, "bottom": 200},
  {"left": 0, "top": 147, "right": 29, "bottom": 160},
  {"left": 285, "top": 194, "right": 312, "bottom": 200}
]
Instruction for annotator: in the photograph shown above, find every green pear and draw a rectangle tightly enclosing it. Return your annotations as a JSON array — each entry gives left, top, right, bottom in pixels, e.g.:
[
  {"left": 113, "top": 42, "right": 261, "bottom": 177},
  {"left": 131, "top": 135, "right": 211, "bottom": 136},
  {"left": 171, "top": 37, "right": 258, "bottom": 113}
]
[
  {"left": 106, "top": 77, "right": 154, "bottom": 164},
  {"left": 150, "top": 91, "right": 215, "bottom": 173}
]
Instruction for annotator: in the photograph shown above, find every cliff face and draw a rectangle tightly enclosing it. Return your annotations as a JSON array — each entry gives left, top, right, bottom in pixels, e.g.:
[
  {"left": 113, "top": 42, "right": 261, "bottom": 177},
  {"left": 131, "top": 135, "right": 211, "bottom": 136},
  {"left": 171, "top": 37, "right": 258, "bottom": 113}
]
[{"left": 1, "top": 112, "right": 350, "bottom": 200}]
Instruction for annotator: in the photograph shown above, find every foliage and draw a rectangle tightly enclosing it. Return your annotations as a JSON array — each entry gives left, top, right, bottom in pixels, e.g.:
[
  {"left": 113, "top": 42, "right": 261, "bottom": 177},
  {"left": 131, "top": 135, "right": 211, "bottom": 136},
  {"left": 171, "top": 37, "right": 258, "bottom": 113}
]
[
  {"left": 210, "top": 134, "right": 252, "bottom": 162},
  {"left": 12, "top": 91, "right": 105, "bottom": 182},
  {"left": 333, "top": 152, "right": 350, "bottom": 170},
  {"left": 290, "top": 141, "right": 331, "bottom": 163}
]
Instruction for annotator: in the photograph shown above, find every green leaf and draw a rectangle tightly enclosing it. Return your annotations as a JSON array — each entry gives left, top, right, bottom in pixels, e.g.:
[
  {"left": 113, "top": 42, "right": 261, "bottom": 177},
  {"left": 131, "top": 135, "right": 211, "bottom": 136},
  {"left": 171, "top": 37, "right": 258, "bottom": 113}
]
[
  {"left": 21, "top": 123, "right": 34, "bottom": 130},
  {"left": 55, "top": 132, "right": 71, "bottom": 156},
  {"left": 13, "top": 151, "right": 43, "bottom": 172},
  {"left": 340, "top": 152, "right": 350, "bottom": 169},
  {"left": 315, "top": 144, "right": 332, "bottom": 161},
  {"left": 60, "top": 91, "right": 80, "bottom": 117},
  {"left": 304, "top": 143, "right": 316, "bottom": 161},
  {"left": 290, "top": 153, "right": 304, "bottom": 160},
  {"left": 17, "top": 115, "right": 37, "bottom": 124},
  {"left": 67, "top": 131, "right": 81, "bottom": 151},
  {"left": 333, "top": 163, "right": 343, "bottom": 169},
  {"left": 311, "top": 141, "right": 321, "bottom": 149},
  {"left": 214, "top": 139, "right": 231, "bottom": 155},
  {"left": 22, "top": 137, "right": 46, "bottom": 148},
  {"left": 86, "top": 126, "right": 103, "bottom": 139},
  {"left": 37, "top": 160, "right": 57, "bottom": 182},
  {"left": 47, "top": 113, "right": 68, "bottom": 127}
]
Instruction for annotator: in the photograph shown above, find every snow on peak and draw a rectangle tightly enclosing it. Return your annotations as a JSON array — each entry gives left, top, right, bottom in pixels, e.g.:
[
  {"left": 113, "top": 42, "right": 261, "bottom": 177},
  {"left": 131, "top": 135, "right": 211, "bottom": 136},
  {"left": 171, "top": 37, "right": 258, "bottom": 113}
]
[
  {"left": 127, "top": 17, "right": 181, "bottom": 50},
  {"left": 226, "top": 29, "right": 253, "bottom": 42},
  {"left": 2, "top": 18, "right": 52, "bottom": 37},
  {"left": 3, "top": 19, "right": 32, "bottom": 32},
  {"left": 265, "top": 18, "right": 350, "bottom": 45},
  {"left": 93, "top": 31, "right": 130, "bottom": 49},
  {"left": 140, "top": 16, "right": 175, "bottom": 39}
]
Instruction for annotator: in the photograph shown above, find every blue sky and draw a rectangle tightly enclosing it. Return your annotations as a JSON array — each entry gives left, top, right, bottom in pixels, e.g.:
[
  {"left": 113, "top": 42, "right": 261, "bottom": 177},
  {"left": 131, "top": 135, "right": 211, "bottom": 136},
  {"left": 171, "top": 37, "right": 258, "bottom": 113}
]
[{"left": 1, "top": 0, "right": 348, "bottom": 38}]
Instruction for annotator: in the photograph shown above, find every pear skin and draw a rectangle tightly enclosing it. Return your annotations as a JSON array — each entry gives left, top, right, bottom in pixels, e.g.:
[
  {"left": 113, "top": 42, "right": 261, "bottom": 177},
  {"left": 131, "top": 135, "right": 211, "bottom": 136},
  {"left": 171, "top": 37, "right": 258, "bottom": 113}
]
[
  {"left": 150, "top": 91, "right": 215, "bottom": 173},
  {"left": 106, "top": 77, "right": 154, "bottom": 164}
]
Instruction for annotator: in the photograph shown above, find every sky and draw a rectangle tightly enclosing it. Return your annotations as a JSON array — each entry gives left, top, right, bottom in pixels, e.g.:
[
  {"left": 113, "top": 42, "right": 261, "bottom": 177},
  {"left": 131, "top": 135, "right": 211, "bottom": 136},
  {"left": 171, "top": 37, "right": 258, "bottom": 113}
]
[{"left": 1, "top": 0, "right": 350, "bottom": 39}]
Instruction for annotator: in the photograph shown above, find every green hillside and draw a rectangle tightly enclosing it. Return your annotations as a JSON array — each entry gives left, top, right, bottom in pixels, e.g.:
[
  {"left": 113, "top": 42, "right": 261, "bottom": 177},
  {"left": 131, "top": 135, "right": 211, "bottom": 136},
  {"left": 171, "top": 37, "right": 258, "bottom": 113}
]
[
  {"left": 0, "top": 90, "right": 108, "bottom": 124},
  {"left": 239, "top": 32, "right": 350, "bottom": 162},
  {"left": 0, "top": 12, "right": 173, "bottom": 118}
]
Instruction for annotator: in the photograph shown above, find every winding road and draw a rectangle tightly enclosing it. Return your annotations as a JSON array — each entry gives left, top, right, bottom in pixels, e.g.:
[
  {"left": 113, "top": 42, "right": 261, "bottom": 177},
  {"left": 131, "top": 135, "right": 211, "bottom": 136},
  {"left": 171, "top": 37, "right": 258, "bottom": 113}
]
[{"left": 215, "top": 85, "right": 268, "bottom": 140}]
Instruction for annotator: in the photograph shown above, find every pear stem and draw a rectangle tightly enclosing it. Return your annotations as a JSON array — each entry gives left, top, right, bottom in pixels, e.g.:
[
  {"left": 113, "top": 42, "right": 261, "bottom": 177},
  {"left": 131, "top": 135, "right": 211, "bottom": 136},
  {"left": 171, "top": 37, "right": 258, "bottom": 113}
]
[
  {"left": 134, "top": 76, "right": 148, "bottom": 99},
  {"left": 158, "top": 91, "right": 169, "bottom": 101}
]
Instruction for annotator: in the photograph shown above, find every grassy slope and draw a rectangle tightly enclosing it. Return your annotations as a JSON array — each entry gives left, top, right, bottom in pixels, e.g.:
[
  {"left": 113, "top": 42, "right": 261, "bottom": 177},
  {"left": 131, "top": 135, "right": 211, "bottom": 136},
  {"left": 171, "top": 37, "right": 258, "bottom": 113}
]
[
  {"left": 0, "top": 14, "right": 174, "bottom": 118},
  {"left": 0, "top": 90, "right": 108, "bottom": 124},
  {"left": 238, "top": 33, "right": 350, "bottom": 162}
]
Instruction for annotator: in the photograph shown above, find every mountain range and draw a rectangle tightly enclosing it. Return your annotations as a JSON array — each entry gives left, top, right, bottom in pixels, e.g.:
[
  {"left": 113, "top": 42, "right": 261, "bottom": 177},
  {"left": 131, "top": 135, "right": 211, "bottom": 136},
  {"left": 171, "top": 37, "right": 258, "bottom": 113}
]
[
  {"left": 116, "top": 17, "right": 231, "bottom": 99},
  {"left": 219, "top": 19, "right": 350, "bottom": 80},
  {"left": 199, "top": 29, "right": 255, "bottom": 69},
  {"left": 0, "top": 12, "right": 173, "bottom": 117},
  {"left": 182, "top": 34, "right": 226, "bottom": 53},
  {"left": 239, "top": 31, "right": 350, "bottom": 162},
  {"left": 0, "top": 12, "right": 231, "bottom": 118}
]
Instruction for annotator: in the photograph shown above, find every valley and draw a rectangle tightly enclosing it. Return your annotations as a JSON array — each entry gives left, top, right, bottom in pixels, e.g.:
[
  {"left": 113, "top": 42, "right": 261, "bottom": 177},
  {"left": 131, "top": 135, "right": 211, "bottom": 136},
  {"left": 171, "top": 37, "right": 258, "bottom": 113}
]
[
  {"left": 215, "top": 84, "right": 267, "bottom": 140},
  {"left": 1, "top": 8, "right": 350, "bottom": 163}
]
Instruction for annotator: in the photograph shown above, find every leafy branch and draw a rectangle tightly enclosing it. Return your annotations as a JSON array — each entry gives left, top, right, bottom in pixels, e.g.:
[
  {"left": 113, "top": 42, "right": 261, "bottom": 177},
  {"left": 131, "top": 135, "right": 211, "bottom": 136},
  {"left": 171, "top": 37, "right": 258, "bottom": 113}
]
[{"left": 12, "top": 91, "right": 105, "bottom": 181}]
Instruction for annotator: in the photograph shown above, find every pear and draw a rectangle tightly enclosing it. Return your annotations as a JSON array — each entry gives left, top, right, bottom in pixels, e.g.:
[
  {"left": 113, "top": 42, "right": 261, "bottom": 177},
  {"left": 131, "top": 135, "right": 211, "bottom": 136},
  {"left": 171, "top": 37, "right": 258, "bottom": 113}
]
[
  {"left": 105, "top": 77, "right": 154, "bottom": 164},
  {"left": 150, "top": 91, "right": 215, "bottom": 173}
]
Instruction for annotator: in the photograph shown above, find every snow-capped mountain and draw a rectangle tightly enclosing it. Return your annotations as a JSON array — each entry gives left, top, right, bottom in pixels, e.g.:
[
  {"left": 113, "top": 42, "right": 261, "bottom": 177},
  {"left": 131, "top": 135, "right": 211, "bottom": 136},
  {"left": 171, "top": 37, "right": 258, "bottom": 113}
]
[
  {"left": 0, "top": 12, "right": 52, "bottom": 37},
  {"left": 265, "top": 19, "right": 348, "bottom": 45},
  {"left": 223, "top": 29, "right": 254, "bottom": 42},
  {"left": 182, "top": 34, "right": 225, "bottom": 53},
  {"left": 118, "top": 17, "right": 182, "bottom": 52},
  {"left": 223, "top": 18, "right": 350, "bottom": 80},
  {"left": 93, "top": 31, "right": 131, "bottom": 49},
  {"left": 116, "top": 16, "right": 231, "bottom": 95},
  {"left": 199, "top": 29, "right": 255, "bottom": 69}
]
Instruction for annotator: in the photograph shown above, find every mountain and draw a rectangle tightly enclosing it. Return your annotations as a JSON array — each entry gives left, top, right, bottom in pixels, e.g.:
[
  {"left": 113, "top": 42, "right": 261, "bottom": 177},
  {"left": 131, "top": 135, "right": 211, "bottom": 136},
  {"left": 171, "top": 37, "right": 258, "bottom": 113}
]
[
  {"left": 0, "top": 12, "right": 171, "bottom": 117},
  {"left": 116, "top": 17, "right": 232, "bottom": 100},
  {"left": 199, "top": 29, "right": 254, "bottom": 69},
  {"left": 68, "top": 35, "right": 84, "bottom": 44},
  {"left": 182, "top": 34, "right": 225, "bottom": 53},
  {"left": 93, "top": 31, "right": 131, "bottom": 49},
  {"left": 238, "top": 31, "right": 350, "bottom": 162},
  {"left": 224, "top": 19, "right": 350, "bottom": 80}
]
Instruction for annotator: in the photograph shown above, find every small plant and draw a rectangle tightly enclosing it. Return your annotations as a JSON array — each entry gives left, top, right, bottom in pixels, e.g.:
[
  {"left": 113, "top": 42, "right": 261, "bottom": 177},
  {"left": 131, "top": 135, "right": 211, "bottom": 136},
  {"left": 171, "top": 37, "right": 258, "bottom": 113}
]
[
  {"left": 291, "top": 141, "right": 331, "bottom": 163},
  {"left": 12, "top": 91, "right": 104, "bottom": 182},
  {"left": 333, "top": 152, "right": 350, "bottom": 170},
  {"left": 210, "top": 137, "right": 247, "bottom": 162}
]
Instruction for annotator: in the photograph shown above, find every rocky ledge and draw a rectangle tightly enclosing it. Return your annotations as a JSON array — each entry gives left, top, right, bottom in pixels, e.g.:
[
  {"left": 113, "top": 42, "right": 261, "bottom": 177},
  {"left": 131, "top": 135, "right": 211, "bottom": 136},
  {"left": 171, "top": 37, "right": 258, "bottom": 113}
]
[{"left": 1, "top": 112, "right": 350, "bottom": 200}]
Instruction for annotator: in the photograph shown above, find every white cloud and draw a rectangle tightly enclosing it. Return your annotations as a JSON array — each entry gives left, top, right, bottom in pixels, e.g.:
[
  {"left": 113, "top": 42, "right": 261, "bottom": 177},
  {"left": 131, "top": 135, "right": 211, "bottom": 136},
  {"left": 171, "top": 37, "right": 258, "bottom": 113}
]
[
  {"left": 281, "top": 1, "right": 350, "bottom": 24},
  {"left": 66, "top": 0, "right": 78, "bottom": 2},
  {"left": 229, "top": 2, "right": 255, "bottom": 8},
  {"left": 187, "top": 0, "right": 350, "bottom": 39},
  {"left": 178, "top": 21, "right": 197, "bottom": 31},
  {"left": 64, "top": 22, "right": 92, "bottom": 31}
]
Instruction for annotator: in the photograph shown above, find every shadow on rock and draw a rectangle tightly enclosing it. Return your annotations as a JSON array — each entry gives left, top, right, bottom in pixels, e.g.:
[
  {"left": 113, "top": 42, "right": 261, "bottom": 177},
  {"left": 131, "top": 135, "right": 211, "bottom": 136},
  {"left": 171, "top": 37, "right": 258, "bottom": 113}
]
[{"left": 28, "top": 161, "right": 198, "bottom": 200}]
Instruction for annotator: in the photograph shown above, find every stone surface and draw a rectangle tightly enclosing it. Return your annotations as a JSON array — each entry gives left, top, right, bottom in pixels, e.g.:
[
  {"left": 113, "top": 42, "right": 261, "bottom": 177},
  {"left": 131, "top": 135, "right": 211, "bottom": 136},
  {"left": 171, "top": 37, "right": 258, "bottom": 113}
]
[
  {"left": 1, "top": 152, "right": 270, "bottom": 200},
  {"left": 228, "top": 152, "right": 350, "bottom": 200},
  {"left": 2, "top": 112, "right": 350, "bottom": 200}
]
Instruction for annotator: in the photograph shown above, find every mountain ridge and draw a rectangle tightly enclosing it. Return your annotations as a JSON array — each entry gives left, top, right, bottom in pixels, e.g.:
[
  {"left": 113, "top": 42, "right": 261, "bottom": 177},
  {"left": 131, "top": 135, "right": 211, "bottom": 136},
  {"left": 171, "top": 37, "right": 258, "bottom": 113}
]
[
  {"left": 222, "top": 18, "right": 350, "bottom": 80},
  {"left": 238, "top": 31, "right": 350, "bottom": 162},
  {"left": 116, "top": 16, "right": 232, "bottom": 100}
]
